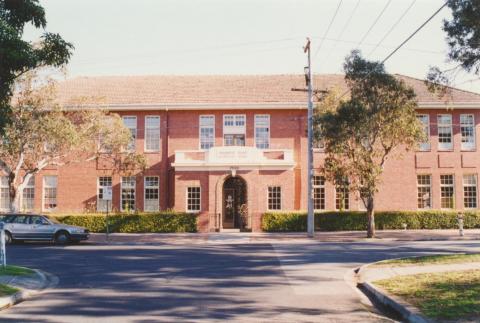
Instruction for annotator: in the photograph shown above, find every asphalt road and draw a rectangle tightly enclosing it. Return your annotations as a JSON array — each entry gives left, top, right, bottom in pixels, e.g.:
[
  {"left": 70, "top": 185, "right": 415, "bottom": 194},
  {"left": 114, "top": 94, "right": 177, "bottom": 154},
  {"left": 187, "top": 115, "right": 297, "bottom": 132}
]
[{"left": 1, "top": 238, "right": 479, "bottom": 323}]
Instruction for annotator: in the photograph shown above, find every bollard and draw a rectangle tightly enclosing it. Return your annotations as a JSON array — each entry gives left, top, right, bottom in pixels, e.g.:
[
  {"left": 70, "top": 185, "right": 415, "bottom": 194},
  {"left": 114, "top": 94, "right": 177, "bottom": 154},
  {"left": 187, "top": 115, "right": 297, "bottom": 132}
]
[{"left": 457, "top": 212, "right": 464, "bottom": 237}]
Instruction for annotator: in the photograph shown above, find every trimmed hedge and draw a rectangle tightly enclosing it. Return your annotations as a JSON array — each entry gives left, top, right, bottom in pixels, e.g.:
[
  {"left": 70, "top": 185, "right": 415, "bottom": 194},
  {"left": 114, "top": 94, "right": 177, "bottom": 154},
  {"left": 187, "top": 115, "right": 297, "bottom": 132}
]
[
  {"left": 262, "top": 211, "right": 480, "bottom": 232},
  {"left": 53, "top": 212, "right": 197, "bottom": 233}
]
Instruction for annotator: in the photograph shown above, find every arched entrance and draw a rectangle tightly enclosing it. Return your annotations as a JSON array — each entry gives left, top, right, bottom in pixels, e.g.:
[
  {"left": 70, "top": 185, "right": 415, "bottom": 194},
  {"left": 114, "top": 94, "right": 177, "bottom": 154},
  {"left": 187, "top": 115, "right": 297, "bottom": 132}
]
[{"left": 222, "top": 176, "right": 247, "bottom": 230}]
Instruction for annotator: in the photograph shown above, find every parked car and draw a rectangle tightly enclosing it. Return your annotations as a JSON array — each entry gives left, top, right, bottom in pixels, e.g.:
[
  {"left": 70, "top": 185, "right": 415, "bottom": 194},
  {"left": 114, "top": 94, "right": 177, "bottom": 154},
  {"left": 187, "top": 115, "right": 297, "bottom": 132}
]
[{"left": 0, "top": 213, "right": 89, "bottom": 244}]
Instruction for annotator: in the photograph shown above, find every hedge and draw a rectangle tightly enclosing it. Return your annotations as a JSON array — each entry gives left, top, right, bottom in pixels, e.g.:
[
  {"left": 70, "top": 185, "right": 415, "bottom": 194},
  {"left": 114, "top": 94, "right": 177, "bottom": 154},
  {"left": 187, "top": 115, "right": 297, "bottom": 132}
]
[
  {"left": 262, "top": 211, "right": 480, "bottom": 232},
  {"left": 52, "top": 211, "right": 197, "bottom": 233}
]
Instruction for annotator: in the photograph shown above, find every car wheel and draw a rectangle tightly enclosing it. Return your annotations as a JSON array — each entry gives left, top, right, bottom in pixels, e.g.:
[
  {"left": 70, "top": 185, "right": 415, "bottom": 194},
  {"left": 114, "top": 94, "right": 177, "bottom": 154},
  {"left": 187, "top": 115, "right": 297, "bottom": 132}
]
[
  {"left": 55, "top": 231, "right": 70, "bottom": 245},
  {"left": 4, "top": 231, "right": 12, "bottom": 245}
]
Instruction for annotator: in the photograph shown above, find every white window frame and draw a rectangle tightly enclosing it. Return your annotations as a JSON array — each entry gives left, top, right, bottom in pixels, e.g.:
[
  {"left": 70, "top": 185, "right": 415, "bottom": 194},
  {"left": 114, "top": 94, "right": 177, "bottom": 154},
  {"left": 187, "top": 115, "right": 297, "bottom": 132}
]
[
  {"left": 440, "top": 174, "right": 455, "bottom": 209},
  {"left": 97, "top": 176, "right": 112, "bottom": 212},
  {"left": 417, "top": 114, "right": 431, "bottom": 151},
  {"left": 417, "top": 174, "right": 432, "bottom": 209},
  {"left": 0, "top": 177, "right": 9, "bottom": 212},
  {"left": 254, "top": 114, "right": 270, "bottom": 149},
  {"left": 460, "top": 114, "right": 476, "bottom": 151},
  {"left": 144, "top": 116, "right": 160, "bottom": 152},
  {"left": 186, "top": 186, "right": 201, "bottom": 213},
  {"left": 121, "top": 176, "right": 136, "bottom": 212},
  {"left": 267, "top": 186, "right": 282, "bottom": 211},
  {"left": 22, "top": 176, "right": 35, "bottom": 212},
  {"left": 122, "top": 116, "right": 137, "bottom": 151},
  {"left": 313, "top": 175, "right": 325, "bottom": 211},
  {"left": 223, "top": 114, "right": 246, "bottom": 146},
  {"left": 463, "top": 174, "right": 477, "bottom": 209},
  {"left": 42, "top": 175, "right": 58, "bottom": 212},
  {"left": 144, "top": 176, "right": 159, "bottom": 212},
  {"left": 199, "top": 115, "right": 215, "bottom": 150},
  {"left": 437, "top": 114, "right": 453, "bottom": 151}
]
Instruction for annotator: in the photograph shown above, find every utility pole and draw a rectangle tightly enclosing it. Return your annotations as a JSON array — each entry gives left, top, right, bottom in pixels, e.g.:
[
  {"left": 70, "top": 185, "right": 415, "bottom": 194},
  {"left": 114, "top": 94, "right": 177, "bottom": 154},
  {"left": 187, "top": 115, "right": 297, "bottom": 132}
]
[{"left": 304, "top": 38, "right": 314, "bottom": 238}]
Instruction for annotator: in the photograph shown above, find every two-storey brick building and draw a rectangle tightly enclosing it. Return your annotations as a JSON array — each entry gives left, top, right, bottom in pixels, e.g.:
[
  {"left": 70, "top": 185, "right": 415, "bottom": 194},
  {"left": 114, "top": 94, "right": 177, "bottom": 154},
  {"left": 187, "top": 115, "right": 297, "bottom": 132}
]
[{"left": 2, "top": 74, "right": 479, "bottom": 232}]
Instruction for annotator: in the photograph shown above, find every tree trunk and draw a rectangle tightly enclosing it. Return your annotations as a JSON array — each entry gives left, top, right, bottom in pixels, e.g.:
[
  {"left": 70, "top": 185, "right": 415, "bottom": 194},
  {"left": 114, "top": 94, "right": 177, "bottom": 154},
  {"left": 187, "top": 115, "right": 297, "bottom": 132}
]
[
  {"left": 366, "top": 197, "right": 375, "bottom": 238},
  {"left": 8, "top": 173, "right": 20, "bottom": 212}
]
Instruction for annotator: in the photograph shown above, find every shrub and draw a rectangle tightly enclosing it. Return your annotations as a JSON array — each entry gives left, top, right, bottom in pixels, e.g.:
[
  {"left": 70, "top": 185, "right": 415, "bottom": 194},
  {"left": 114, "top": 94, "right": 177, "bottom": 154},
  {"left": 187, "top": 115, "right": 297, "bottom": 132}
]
[
  {"left": 262, "top": 211, "right": 480, "bottom": 232},
  {"left": 53, "top": 211, "right": 197, "bottom": 233}
]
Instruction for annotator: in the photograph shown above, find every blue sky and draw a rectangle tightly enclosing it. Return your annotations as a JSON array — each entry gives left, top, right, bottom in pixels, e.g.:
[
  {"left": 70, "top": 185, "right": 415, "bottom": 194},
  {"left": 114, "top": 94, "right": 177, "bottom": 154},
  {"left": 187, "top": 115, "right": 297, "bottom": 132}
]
[{"left": 25, "top": 0, "right": 480, "bottom": 93}]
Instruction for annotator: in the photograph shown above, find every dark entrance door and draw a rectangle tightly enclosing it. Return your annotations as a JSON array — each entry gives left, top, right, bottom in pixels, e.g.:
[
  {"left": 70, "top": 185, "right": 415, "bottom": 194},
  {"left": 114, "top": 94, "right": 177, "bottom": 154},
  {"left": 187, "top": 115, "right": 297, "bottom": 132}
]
[{"left": 222, "top": 176, "right": 247, "bottom": 229}]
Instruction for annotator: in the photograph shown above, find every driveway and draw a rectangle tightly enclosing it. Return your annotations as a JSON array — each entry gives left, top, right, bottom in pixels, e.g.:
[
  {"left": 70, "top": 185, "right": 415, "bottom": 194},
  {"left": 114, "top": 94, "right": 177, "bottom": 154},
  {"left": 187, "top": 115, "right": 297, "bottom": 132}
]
[{"left": 1, "top": 238, "right": 479, "bottom": 322}]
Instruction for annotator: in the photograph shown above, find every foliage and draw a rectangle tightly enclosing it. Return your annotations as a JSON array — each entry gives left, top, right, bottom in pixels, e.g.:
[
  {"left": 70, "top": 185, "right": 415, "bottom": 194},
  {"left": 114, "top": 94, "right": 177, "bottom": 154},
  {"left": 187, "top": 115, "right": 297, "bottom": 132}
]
[
  {"left": 261, "top": 211, "right": 480, "bottom": 232},
  {"left": 54, "top": 212, "right": 198, "bottom": 233},
  {"left": 313, "top": 51, "right": 424, "bottom": 238},
  {"left": 0, "top": 0, "right": 73, "bottom": 127},
  {"left": 0, "top": 73, "right": 146, "bottom": 212},
  {"left": 0, "top": 265, "right": 34, "bottom": 276},
  {"left": 0, "top": 283, "right": 18, "bottom": 296}
]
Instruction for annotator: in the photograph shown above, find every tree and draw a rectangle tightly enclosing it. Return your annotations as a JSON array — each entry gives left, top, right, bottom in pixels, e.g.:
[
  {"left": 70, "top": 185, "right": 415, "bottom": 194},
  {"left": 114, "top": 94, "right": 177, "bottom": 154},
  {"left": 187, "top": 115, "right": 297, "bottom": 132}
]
[
  {"left": 0, "top": 73, "right": 146, "bottom": 212},
  {"left": 314, "top": 51, "right": 425, "bottom": 238},
  {"left": 0, "top": 0, "right": 73, "bottom": 127}
]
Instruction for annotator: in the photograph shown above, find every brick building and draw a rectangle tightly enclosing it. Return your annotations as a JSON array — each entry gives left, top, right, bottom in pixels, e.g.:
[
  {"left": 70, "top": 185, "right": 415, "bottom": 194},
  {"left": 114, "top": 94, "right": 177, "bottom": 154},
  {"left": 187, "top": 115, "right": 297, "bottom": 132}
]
[{"left": 2, "top": 74, "right": 479, "bottom": 232}]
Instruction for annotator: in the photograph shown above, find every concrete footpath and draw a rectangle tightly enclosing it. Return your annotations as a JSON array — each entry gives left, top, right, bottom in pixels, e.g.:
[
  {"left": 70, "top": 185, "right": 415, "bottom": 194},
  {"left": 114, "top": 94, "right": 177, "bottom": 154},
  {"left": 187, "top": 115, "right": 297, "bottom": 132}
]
[
  {"left": 0, "top": 269, "right": 51, "bottom": 310},
  {"left": 88, "top": 229, "right": 480, "bottom": 245}
]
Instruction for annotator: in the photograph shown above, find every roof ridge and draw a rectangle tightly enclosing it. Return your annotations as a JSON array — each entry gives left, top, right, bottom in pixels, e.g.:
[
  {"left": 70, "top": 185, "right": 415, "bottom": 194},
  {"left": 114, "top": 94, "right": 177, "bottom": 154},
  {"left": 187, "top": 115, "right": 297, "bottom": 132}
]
[{"left": 395, "top": 73, "right": 480, "bottom": 97}]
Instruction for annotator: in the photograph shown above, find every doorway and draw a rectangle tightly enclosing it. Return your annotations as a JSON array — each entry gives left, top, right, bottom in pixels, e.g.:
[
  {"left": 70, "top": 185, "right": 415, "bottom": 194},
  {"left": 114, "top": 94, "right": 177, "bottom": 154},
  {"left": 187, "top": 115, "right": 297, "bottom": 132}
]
[{"left": 222, "top": 176, "right": 247, "bottom": 230}]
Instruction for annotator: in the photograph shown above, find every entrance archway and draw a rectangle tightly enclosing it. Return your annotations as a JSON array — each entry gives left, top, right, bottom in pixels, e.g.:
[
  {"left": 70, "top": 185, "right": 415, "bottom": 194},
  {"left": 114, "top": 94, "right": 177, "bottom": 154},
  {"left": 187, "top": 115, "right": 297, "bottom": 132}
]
[{"left": 222, "top": 176, "right": 247, "bottom": 229}]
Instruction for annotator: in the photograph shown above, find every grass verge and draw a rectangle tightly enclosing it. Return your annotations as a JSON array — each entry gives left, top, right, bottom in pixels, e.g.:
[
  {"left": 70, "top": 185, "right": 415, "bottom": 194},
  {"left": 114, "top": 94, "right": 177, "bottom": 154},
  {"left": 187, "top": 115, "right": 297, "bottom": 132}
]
[
  {"left": 375, "top": 270, "right": 480, "bottom": 320},
  {"left": 0, "top": 283, "right": 19, "bottom": 297},
  {"left": 372, "top": 253, "right": 480, "bottom": 267},
  {"left": 0, "top": 265, "right": 35, "bottom": 276}
]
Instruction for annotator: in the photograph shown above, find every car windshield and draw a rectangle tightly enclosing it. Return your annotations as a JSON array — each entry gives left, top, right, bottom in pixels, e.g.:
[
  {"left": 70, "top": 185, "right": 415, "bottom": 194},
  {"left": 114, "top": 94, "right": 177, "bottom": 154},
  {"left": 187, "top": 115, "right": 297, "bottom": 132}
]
[{"left": 44, "top": 215, "right": 61, "bottom": 224}]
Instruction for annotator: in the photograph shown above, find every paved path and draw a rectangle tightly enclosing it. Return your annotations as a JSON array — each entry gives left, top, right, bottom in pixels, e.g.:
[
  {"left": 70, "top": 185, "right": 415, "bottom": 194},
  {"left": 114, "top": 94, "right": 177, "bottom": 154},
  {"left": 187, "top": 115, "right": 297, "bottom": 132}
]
[{"left": 0, "top": 239, "right": 479, "bottom": 322}]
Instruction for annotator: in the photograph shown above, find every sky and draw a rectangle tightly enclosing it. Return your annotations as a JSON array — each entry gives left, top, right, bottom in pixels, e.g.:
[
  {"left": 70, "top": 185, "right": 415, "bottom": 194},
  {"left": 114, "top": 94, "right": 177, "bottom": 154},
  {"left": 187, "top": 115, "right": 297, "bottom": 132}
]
[{"left": 24, "top": 0, "right": 480, "bottom": 93}]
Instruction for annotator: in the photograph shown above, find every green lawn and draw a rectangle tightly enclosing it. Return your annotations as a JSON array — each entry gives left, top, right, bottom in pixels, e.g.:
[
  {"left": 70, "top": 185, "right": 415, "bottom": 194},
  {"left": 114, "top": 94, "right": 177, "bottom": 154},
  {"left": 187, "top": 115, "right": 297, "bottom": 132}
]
[
  {"left": 375, "top": 270, "right": 480, "bottom": 320},
  {"left": 0, "top": 283, "right": 19, "bottom": 297},
  {"left": 372, "top": 253, "right": 480, "bottom": 267},
  {"left": 0, "top": 265, "right": 34, "bottom": 276}
]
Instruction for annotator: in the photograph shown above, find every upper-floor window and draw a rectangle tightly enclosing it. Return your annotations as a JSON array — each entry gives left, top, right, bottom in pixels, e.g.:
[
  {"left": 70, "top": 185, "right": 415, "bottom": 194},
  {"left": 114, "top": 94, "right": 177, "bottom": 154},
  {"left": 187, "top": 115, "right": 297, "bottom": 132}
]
[
  {"left": 145, "top": 116, "right": 160, "bottom": 151},
  {"left": 460, "top": 114, "right": 475, "bottom": 151},
  {"left": 255, "top": 115, "right": 270, "bottom": 149},
  {"left": 199, "top": 115, "right": 215, "bottom": 150},
  {"left": 223, "top": 115, "right": 245, "bottom": 146},
  {"left": 122, "top": 116, "right": 137, "bottom": 151},
  {"left": 417, "top": 114, "right": 430, "bottom": 151},
  {"left": 437, "top": 114, "right": 453, "bottom": 151}
]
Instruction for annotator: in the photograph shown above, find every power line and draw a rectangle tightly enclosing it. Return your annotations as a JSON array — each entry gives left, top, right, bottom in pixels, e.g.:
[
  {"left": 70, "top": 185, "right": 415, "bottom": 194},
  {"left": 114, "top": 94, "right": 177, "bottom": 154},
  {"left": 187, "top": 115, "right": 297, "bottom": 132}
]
[
  {"left": 312, "top": 0, "right": 343, "bottom": 60},
  {"left": 356, "top": 0, "right": 393, "bottom": 48},
  {"left": 368, "top": 0, "right": 417, "bottom": 58}
]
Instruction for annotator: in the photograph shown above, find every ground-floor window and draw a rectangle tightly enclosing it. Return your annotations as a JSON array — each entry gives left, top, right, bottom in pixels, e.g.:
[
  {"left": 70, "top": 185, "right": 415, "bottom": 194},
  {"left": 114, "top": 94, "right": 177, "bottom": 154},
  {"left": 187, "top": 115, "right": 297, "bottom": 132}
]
[
  {"left": 22, "top": 176, "right": 35, "bottom": 211},
  {"left": 43, "top": 176, "right": 57, "bottom": 212},
  {"left": 335, "top": 178, "right": 349, "bottom": 210},
  {"left": 440, "top": 174, "right": 455, "bottom": 209},
  {"left": 97, "top": 176, "right": 112, "bottom": 212},
  {"left": 313, "top": 176, "right": 325, "bottom": 210},
  {"left": 267, "top": 186, "right": 282, "bottom": 210},
  {"left": 121, "top": 176, "right": 136, "bottom": 212},
  {"left": 186, "top": 186, "right": 201, "bottom": 212},
  {"left": 144, "top": 176, "right": 159, "bottom": 212},
  {"left": 417, "top": 174, "right": 432, "bottom": 209},
  {"left": 0, "top": 177, "right": 9, "bottom": 211},
  {"left": 463, "top": 174, "right": 477, "bottom": 209}
]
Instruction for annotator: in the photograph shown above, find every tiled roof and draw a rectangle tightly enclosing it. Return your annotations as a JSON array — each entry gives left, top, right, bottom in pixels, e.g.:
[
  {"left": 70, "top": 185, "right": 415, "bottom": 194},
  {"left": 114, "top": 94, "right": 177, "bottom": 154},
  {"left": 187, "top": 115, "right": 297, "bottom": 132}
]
[{"left": 54, "top": 74, "right": 480, "bottom": 108}]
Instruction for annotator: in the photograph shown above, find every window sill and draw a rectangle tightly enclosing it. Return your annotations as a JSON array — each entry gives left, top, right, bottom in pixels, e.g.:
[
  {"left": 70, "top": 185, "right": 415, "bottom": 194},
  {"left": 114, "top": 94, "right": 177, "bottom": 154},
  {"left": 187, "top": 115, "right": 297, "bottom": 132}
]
[
  {"left": 461, "top": 149, "right": 476, "bottom": 152},
  {"left": 144, "top": 150, "right": 161, "bottom": 154}
]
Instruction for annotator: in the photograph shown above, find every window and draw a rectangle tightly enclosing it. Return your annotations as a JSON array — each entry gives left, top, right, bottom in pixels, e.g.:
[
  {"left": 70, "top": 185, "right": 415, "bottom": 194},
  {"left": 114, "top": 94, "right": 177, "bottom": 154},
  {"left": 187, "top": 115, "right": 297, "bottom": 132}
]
[
  {"left": 417, "top": 114, "right": 430, "bottom": 151},
  {"left": 43, "top": 176, "right": 57, "bottom": 211},
  {"left": 335, "top": 178, "right": 349, "bottom": 210},
  {"left": 144, "top": 176, "right": 159, "bottom": 212},
  {"left": 461, "top": 114, "right": 475, "bottom": 151},
  {"left": 268, "top": 186, "right": 282, "bottom": 210},
  {"left": 0, "top": 177, "right": 9, "bottom": 211},
  {"left": 417, "top": 175, "right": 432, "bottom": 209},
  {"left": 463, "top": 174, "right": 477, "bottom": 209},
  {"left": 440, "top": 174, "right": 455, "bottom": 209},
  {"left": 223, "top": 115, "right": 245, "bottom": 146},
  {"left": 255, "top": 115, "right": 270, "bottom": 149},
  {"left": 437, "top": 114, "right": 453, "bottom": 150},
  {"left": 313, "top": 176, "right": 325, "bottom": 210},
  {"left": 145, "top": 116, "right": 160, "bottom": 151},
  {"left": 97, "top": 176, "right": 112, "bottom": 212},
  {"left": 199, "top": 115, "right": 215, "bottom": 150},
  {"left": 122, "top": 116, "right": 137, "bottom": 151},
  {"left": 22, "top": 176, "right": 35, "bottom": 211},
  {"left": 121, "top": 176, "right": 136, "bottom": 212},
  {"left": 186, "top": 186, "right": 201, "bottom": 212}
]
